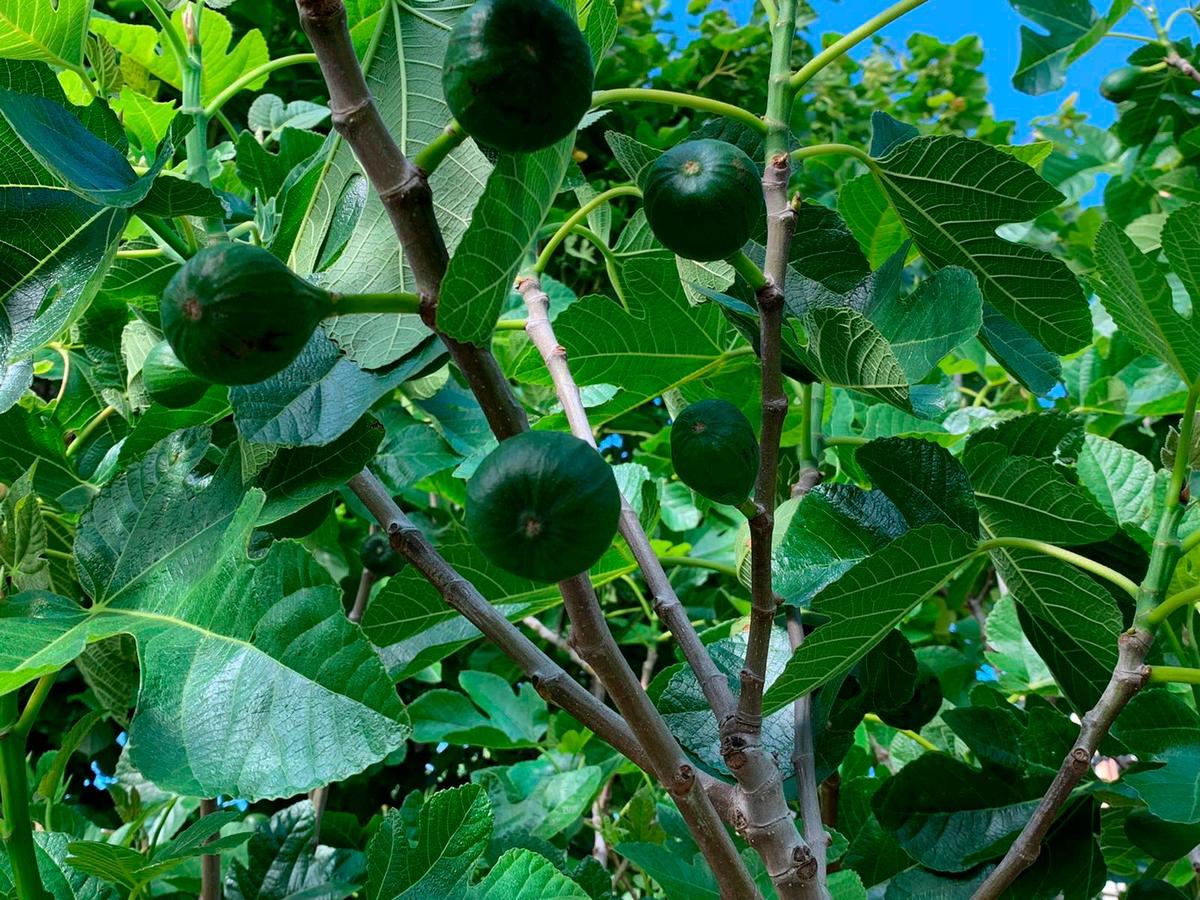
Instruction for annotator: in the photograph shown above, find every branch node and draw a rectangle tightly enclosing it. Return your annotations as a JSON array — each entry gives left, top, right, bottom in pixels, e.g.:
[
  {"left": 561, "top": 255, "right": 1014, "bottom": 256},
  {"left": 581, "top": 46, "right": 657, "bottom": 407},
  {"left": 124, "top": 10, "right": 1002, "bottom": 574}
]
[
  {"left": 330, "top": 97, "right": 374, "bottom": 130},
  {"left": 671, "top": 763, "right": 696, "bottom": 796}
]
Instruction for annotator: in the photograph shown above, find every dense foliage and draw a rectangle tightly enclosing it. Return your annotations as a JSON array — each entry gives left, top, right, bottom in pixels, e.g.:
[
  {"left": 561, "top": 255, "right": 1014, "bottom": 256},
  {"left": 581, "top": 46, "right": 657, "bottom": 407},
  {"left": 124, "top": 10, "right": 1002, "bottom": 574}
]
[{"left": 4, "top": 0, "right": 1200, "bottom": 898}]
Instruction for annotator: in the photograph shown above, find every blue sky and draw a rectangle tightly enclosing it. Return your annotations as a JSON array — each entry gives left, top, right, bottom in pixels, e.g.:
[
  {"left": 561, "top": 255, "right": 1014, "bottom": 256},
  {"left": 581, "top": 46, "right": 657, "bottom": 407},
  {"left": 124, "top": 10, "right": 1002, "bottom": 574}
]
[{"left": 665, "top": 0, "right": 1199, "bottom": 136}]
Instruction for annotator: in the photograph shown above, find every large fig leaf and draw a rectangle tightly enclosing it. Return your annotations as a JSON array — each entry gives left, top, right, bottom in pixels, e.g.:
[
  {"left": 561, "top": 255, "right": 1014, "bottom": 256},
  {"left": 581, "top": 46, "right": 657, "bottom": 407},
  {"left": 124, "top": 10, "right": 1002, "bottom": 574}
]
[{"left": 0, "top": 429, "right": 409, "bottom": 799}]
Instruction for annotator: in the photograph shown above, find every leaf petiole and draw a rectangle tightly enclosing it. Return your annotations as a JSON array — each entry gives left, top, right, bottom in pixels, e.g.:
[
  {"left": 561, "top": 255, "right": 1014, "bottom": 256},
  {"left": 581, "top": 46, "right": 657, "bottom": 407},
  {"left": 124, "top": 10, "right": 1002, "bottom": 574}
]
[
  {"left": 202, "top": 53, "right": 320, "bottom": 118},
  {"left": 590, "top": 88, "right": 767, "bottom": 135},
  {"left": 976, "top": 536, "right": 1140, "bottom": 597},
  {"left": 790, "top": 142, "right": 876, "bottom": 169},
  {"left": 1147, "top": 665, "right": 1200, "bottom": 684},
  {"left": 535, "top": 185, "right": 642, "bottom": 274},
  {"left": 790, "top": 0, "right": 932, "bottom": 91}
]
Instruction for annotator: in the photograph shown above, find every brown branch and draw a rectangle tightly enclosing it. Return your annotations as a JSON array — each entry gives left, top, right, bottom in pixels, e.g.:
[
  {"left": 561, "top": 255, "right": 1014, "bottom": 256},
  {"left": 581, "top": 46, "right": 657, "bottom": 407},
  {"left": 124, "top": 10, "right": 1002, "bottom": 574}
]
[
  {"left": 297, "top": 3, "right": 762, "bottom": 891},
  {"left": 295, "top": 0, "right": 527, "bottom": 441},
  {"left": 347, "top": 535, "right": 377, "bottom": 624},
  {"left": 518, "top": 278, "right": 735, "bottom": 720},
  {"left": 351, "top": 468, "right": 756, "bottom": 895},
  {"left": 786, "top": 402, "right": 825, "bottom": 884},
  {"left": 556, "top": 573, "right": 761, "bottom": 899},
  {"left": 350, "top": 471, "right": 744, "bottom": 810},
  {"left": 519, "top": 277, "right": 811, "bottom": 898},
  {"left": 199, "top": 798, "right": 221, "bottom": 900},
  {"left": 788, "top": 615, "right": 827, "bottom": 884},
  {"left": 1168, "top": 51, "right": 1200, "bottom": 85},
  {"left": 350, "top": 470, "right": 649, "bottom": 766},
  {"left": 972, "top": 628, "right": 1152, "bottom": 899},
  {"left": 713, "top": 12, "right": 818, "bottom": 890},
  {"left": 736, "top": 153, "right": 794, "bottom": 732}
]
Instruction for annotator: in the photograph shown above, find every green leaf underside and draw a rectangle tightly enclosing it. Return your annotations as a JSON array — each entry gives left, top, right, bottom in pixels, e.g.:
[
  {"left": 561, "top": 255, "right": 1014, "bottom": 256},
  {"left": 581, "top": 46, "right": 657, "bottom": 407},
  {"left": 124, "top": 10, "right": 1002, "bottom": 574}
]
[
  {"left": 299, "top": 1, "right": 493, "bottom": 369},
  {"left": 366, "top": 784, "right": 491, "bottom": 900},
  {"left": 0, "top": 0, "right": 93, "bottom": 70},
  {"left": 1112, "top": 690, "right": 1200, "bottom": 824},
  {"left": 872, "top": 135, "right": 1089, "bottom": 362}
]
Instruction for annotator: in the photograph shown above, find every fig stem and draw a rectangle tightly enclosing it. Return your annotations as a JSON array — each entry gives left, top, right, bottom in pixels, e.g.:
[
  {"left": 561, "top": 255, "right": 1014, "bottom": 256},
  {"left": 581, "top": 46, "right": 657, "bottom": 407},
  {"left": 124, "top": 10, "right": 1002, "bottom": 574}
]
[
  {"left": 728, "top": 251, "right": 768, "bottom": 291},
  {"left": 327, "top": 291, "right": 423, "bottom": 316},
  {"left": 412, "top": 120, "right": 468, "bottom": 175}
]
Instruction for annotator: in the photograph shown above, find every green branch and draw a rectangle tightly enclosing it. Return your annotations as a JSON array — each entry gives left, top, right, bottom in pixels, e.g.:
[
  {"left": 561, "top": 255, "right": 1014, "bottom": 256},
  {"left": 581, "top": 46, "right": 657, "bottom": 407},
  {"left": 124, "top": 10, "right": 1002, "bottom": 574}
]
[
  {"left": 0, "top": 693, "right": 47, "bottom": 900},
  {"left": 1140, "top": 382, "right": 1200, "bottom": 625},
  {"left": 656, "top": 555, "right": 740, "bottom": 579},
  {"left": 139, "top": 0, "right": 188, "bottom": 73},
  {"left": 1148, "top": 665, "right": 1200, "bottom": 684},
  {"left": 203, "top": 53, "right": 319, "bottom": 117},
  {"left": 790, "top": 0, "right": 932, "bottom": 90},
  {"left": 12, "top": 677, "right": 55, "bottom": 741},
  {"left": 977, "top": 537, "right": 1140, "bottom": 598},
  {"left": 790, "top": 142, "right": 876, "bottom": 169},
  {"left": 180, "top": 3, "right": 227, "bottom": 243},
  {"left": 535, "top": 185, "right": 642, "bottom": 273},
  {"left": 591, "top": 88, "right": 767, "bottom": 135}
]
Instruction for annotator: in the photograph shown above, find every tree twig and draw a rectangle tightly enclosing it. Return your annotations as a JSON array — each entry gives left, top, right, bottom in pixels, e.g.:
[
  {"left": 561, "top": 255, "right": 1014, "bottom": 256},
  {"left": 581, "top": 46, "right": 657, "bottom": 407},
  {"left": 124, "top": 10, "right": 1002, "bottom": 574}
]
[
  {"left": 295, "top": 0, "right": 527, "bottom": 440},
  {"left": 199, "top": 797, "right": 222, "bottom": 900},
  {"left": 519, "top": 276, "right": 814, "bottom": 897},
  {"left": 350, "top": 470, "right": 751, "bottom": 892},
  {"left": 975, "top": 386, "right": 1200, "bottom": 898},
  {"left": 722, "top": 3, "right": 821, "bottom": 896},
  {"left": 522, "top": 614, "right": 595, "bottom": 678},
  {"left": 971, "top": 629, "right": 1152, "bottom": 899},
  {"left": 1168, "top": 50, "right": 1200, "bottom": 84},
  {"left": 557, "top": 573, "right": 762, "bottom": 899},
  {"left": 518, "top": 278, "right": 735, "bottom": 720},
  {"left": 789, "top": 588, "right": 826, "bottom": 883},
  {"left": 350, "top": 470, "right": 647, "bottom": 765},
  {"left": 347, "top": 540, "right": 377, "bottom": 625}
]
